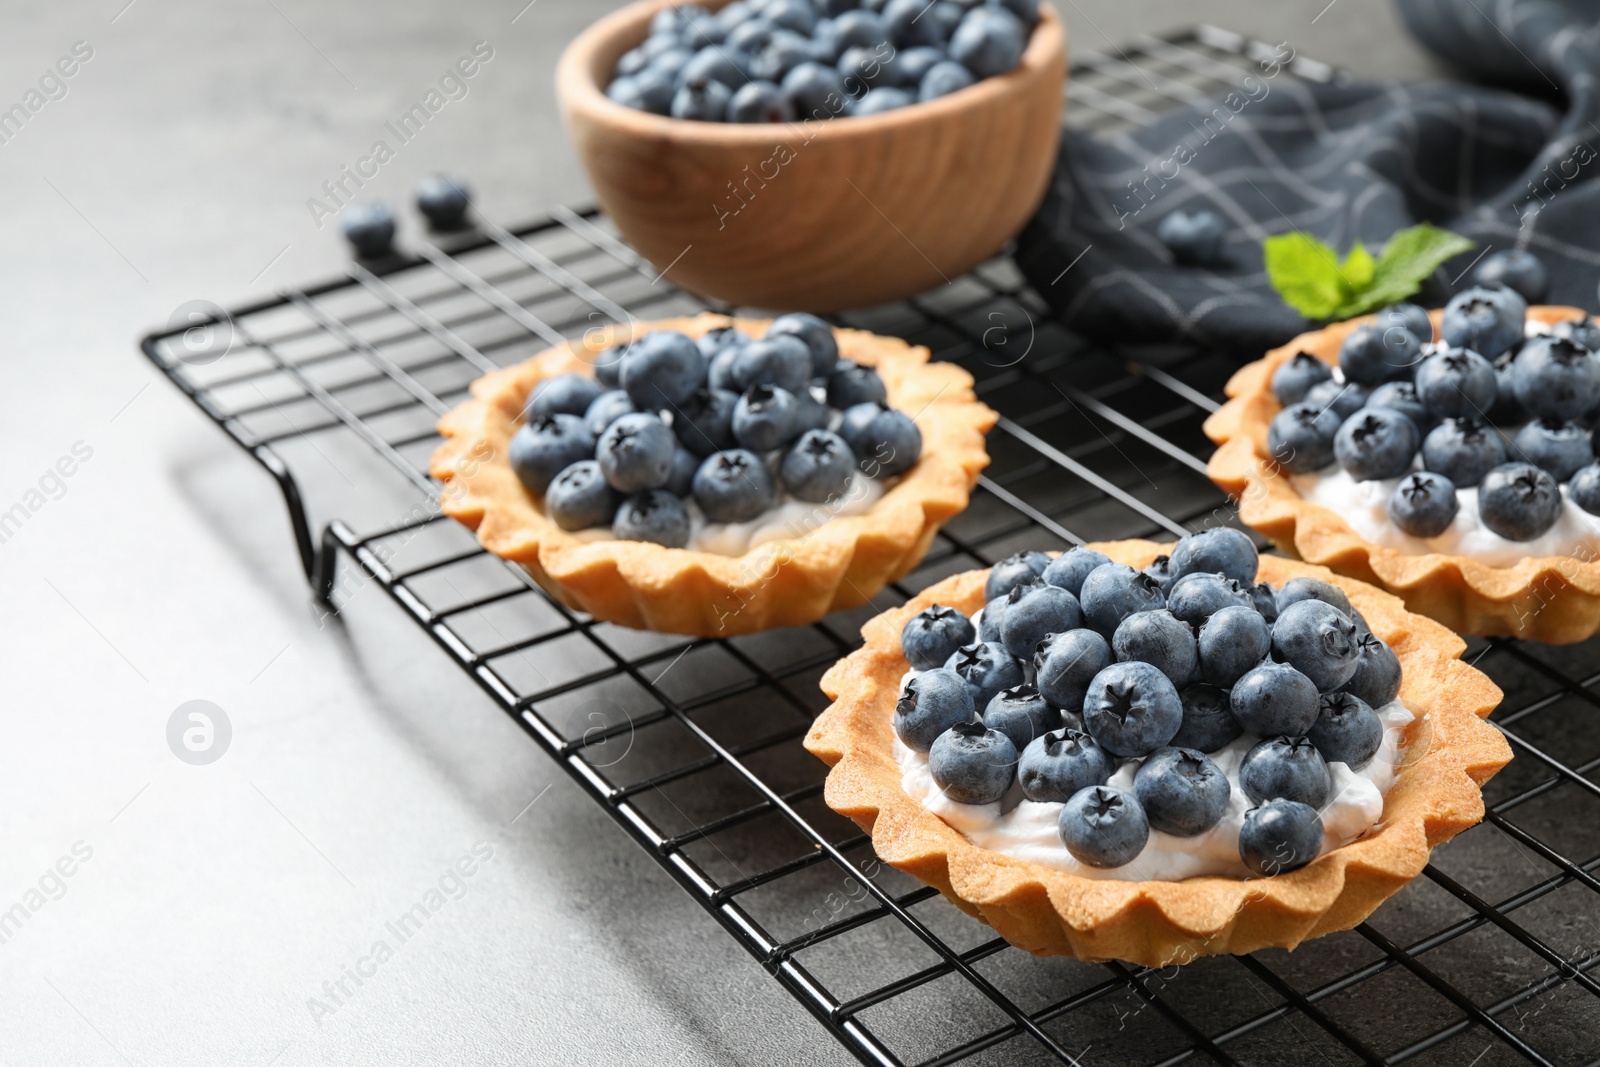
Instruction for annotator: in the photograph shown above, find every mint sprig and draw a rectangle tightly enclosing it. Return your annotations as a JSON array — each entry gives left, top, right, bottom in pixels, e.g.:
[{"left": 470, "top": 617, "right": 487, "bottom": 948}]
[{"left": 1264, "top": 224, "right": 1474, "bottom": 321}]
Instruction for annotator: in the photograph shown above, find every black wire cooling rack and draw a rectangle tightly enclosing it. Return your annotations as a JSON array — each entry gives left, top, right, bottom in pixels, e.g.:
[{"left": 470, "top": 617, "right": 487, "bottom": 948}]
[{"left": 142, "top": 26, "right": 1600, "bottom": 1067}]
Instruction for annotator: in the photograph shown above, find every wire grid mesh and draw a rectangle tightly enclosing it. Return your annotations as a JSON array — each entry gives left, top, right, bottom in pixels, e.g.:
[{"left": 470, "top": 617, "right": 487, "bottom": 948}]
[{"left": 141, "top": 26, "right": 1600, "bottom": 1067}]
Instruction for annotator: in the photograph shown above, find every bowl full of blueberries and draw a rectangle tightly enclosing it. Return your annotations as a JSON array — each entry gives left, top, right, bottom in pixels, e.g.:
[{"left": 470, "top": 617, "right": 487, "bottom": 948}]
[{"left": 556, "top": 0, "right": 1067, "bottom": 310}]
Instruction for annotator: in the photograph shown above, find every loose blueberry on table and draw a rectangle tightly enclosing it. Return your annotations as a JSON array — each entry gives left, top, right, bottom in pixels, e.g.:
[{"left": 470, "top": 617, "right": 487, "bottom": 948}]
[
  {"left": 508, "top": 316, "right": 922, "bottom": 550},
  {"left": 1264, "top": 264, "right": 1600, "bottom": 547},
  {"left": 893, "top": 532, "right": 1415, "bottom": 878},
  {"left": 605, "top": 0, "right": 1039, "bottom": 122}
]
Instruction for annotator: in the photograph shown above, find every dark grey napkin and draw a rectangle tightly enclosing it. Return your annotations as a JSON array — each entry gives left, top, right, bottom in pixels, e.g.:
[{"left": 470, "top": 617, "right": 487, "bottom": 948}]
[{"left": 1013, "top": 0, "right": 1600, "bottom": 355}]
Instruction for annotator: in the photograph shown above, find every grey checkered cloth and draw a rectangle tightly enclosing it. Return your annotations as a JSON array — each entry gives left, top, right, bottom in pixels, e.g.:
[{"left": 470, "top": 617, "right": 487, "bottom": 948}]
[{"left": 1013, "top": 0, "right": 1600, "bottom": 355}]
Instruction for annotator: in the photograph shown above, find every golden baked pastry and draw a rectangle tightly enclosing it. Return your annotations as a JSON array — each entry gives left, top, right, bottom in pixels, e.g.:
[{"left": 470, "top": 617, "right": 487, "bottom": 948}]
[
  {"left": 431, "top": 314, "right": 995, "bottom": 635},
  {"left": 805, "top": 540, "right": 1508, "bottom": 966},
  {"left": 1206, "top": 305, "right": 1600, "bottom": 642}
]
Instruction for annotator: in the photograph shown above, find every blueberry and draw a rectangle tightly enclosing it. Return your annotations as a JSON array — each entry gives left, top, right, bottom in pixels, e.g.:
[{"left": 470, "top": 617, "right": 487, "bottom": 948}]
[
  {"left": 1474, "top": 249, "right": 1548, "bottom": 303},
  {"left": 765, "top": 0, "right": 818, "bottom": 34},
  {"left": 726, "top": 16, "right": 776, "bottom": 53},
  {"left": 882, "top": 0, "right": 944, "bottom": 46},
  {"left": 1142, "top": 554, "right": 1175, "bottom": 592},
  {"left": 597, "top": 412, "right": 676, "bottom": 492},
  {"left": 708, "top": 347, "right": 743, "bottom": 392},
  {"left": 1422, "top": 418, "right": 1506, "bottom": 487},
  {"left": 831, "top": 9, "right": 888, "bottom": 51},
  {"left": 999, "top": 582, "right": 1082, "bottom": 659},
  {"left": 650, "top": 46, "right": 695, "bottom": 81},
  {"left": 592, "top": 343, "right": 629, "bottom": 389},
  {"left": 1169, "top": 528, "right": 1260, "bottom": 585},
  {"left": 750, "top": 30, "right": 815, "bottom": 82},
  {"left": 584, "top": 389, "right": 638, "bottom": 438},
  {"left": 1385, "top": 471, "right": 1458, "bottom": 538},
  {"left": 1041, "top": 546, "right": 1112, "bottom": 597},
  {"left": 1477, "top": 462, "right": 1561, "bottom": 541},
  {"left": 1271, "top": 352, "right": 1334, "bottom": 405},
  {"left": 1230, "top": 661, "right": 1320, "bottom": 737},
  {"left": 673, "top": 387, "right": 740, "bottom": 457},
  {"left": 650, "top": 5, "right": 692, "bottom": 35},
  {"left": 780, "top": 428, "right": 856, "bottom": 502},
  {"left": 945, "top": 641, "right": 1025, "bottom": 710},
  {"left": 1341, "top": 631, "right": 1402, "bottom": 708},
  {"left": 612, "top": 489, "right": 691, "bottom": 547},
  {"left": 1173, "top": 682, "right": 1243, "bottom": 753},
  {"left": 1303, "top": 379, "right": 1371, "bottom": 421},
  {"left": 852, "top": 86, "right": 915, "bottom": 114},
  {"left": 1033, "top": 629, "right": 1113, "bottom": 711},
  {"left": 783, "top": 60, "right": 848, "bottom": 118},
  {"left": 679, "top": 45, "right": 747, "bottom": 89},
  {"left": 838, "top": 44, "right": 897, "bottom": 94},
  {"left": 672, "top": 76, "right": 733, "bottom": 120},
  {"left": 1239, "top": 798, "right": 1323, "bottom": 877},
  {"left": 837, "top": 400, "right": 884, "bottom": 447},
  {"left": 893, "top": 667, "right": 976, "bottom": 751},
  {"left": 1113, "top": 609, "right": 1199, "bottom": 687},
  {"left": 415, "top": 174, "right": 471, "bottom": 229},
  {"left": 893, "top": 45, "right": 945, "bottom": 86},
  {"left": 842, "top": 406, "right": 921, "bottom": 477},
  {"left": 1367, "top": 381, "right": 1432, "bottom": 433},
  {"left": 919, "top": 59, "right": 976, "bottom": 100},
  {"left": 1247, "top": 581, "right": 1279, "bottom": 623},
  {"left": 1197, "top": 604, "right": 1272, "bottom": 689},
  {"left": 1156, "top": 209, "right": 1226, "bottom": 267},
  {"left": 1571, "top": 464, "right": 1600, "bottom": 515},
  {"left": 1490, "top": 353, "right": 1527, "bottom": 423},
  {"left": 1375, "top": 301, "right": 1434, "bottom": 345},
  {"left": 528, "top": 373, "right": 604, "bottom": 419},
  {"left": 983, "top": 683, "right": 1056, "bottom": 753},
  {"left": 1058, "top": 786, "right": 1149, "bottom": 868},
  {"left": 544, "top": 460, "right": 619, "bottom": 531},
  {"left": 985, "top": 551, "right": 1053, "bottom": 602},
  {"left": 765, "top": 313, "right": 839, "bottom": 378},
  {"left": 696, "top": 325, "right": 748, "bottom": 361},
  {"left": 627, "top": 66, "right": 679, "bottom": 113},
  {"left": 1267, "top": 403, "right": 1342, "bottom": 473},
  {"left": 692, "top": 448, "right": 776, "bottom": 523},
  {"left": 727, "top": 79, "right": 796, "bottom": 122},
  {"left": 1515, "top": 420, "right": 1593, "bottom": 481},
  {"left": 1079, "top": 563, "right": 1167, "bottom": 638},
  {"left": 1018, "top": 729, "right": 1114, "bottom": 802},
  {"left": 341, "top": 202, "right": 396, "bottom": 258},
  {"left": 973, "top": 595, "right": 1005, "bottom": 646},
  {"left": 665, "top": 445, "right": 700, "bottom": 497},
  {"left": 988, "top": 0, "right": 1040, "bottom": 27},
  {"left": 622, "top": 331, "right": 707, "bottom": 410},
  {"left": 1308, "top": 692, "right": 1383, "bottom": 769},
  {"left": 949, "top": 5, "right": 1025, "bottom": 77},
  {"left": 1166, "top": 572, "right": 1253, "bottom": 627},
  {"left": 510, "top": 414, "right": 595, "bottom": 495},
  {"left": 826, "top": 361, "right": 889, "bottom": 408},
  {"left": 1239, "top": 736, "right": 1331, "bottom": 807},
  {"left": 1339, "top": 323, "right": 1422, "bottom": 385},
  {"left": 901, "top": 604, "right": 977, "bottom": 671},
  {"left": 1334, "top": 407, "right": 1420, "bottom": 480},
  {"left": 1552, "top": 316, "right": 1600, "bottom": 352},
  {"left": 682, "top": 12, "right": 728, "bottom": 46},
  {"left": 731, "top": 385, "right": 799, "bottom": 451},
  {"left": 1441, "top": 286, "right": 1526, "bottom": 361},
  {"left": 1274, "top": 576, "right": 1354, "bottom": 617},
  {"left": 1512, "top": 336, "right": 1600, "bottom": 421},
  {"left": 1134, "top": 748, "right": 1231, "bottom": 836},
  {"left": 1082, "top": 661, "right": 1183, "bottom": 758},
  {"left": 928, "top": 720, "right": 1017, "bottom": 804},
  {"left": 730, "top": 336, "right": 811, "bottom": 394},
  {"left": 615, "top": 46, "right": 653, "bottom": 78},
  {"left": 1272, "top": 600, "right": 1360, "bottom": 692}
]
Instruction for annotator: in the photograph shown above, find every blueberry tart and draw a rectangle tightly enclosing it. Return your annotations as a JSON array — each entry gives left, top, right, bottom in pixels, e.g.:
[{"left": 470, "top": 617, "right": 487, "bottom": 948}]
[
  {"left": 806, "top": 538, "right": 1507, "bottom": 965},
  {"left": 1207, "top": 298, "right": 1600, "bottom": 642},
  {"left": 432, "top": 313, "right": 995, "bottom": 635}
]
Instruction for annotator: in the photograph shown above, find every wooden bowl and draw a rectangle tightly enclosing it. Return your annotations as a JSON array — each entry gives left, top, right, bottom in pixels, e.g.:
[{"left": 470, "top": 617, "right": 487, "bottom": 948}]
[{"left": 557, "top": 0, "right": 1067, "bottom": 311}]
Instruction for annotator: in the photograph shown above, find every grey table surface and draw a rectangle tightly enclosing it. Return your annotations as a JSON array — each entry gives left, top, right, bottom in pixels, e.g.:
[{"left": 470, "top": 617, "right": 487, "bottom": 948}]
[{"left": 1, "top": 2, "right": 1448, "bottom": 1064}]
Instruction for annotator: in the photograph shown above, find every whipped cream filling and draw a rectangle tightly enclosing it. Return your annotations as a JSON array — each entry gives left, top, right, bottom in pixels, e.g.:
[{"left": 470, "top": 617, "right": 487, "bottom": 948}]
[{"left": 1292, "top": 466, "right": 1600, "bottom": 567}]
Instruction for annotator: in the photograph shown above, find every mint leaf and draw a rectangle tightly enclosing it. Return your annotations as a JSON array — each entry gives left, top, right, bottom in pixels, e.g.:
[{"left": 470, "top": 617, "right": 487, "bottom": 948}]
[
  {"left": 1264, "top": 224, "right": 1474, "bottom": 322},
  {"left": 1263, "top": 232, "right": 1349, "bottom": 319}
]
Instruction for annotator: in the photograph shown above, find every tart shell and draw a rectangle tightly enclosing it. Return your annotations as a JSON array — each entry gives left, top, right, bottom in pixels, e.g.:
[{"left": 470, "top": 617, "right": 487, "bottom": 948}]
[
  {"left": 431, "top": 314, "right": 995, "bottom": 636},
  {"left": 805, "top": 541, "right": 1508, "bottom": 966},
  {"left": 1205, "top": 305, "right": 1600, "bottom": 642}
]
